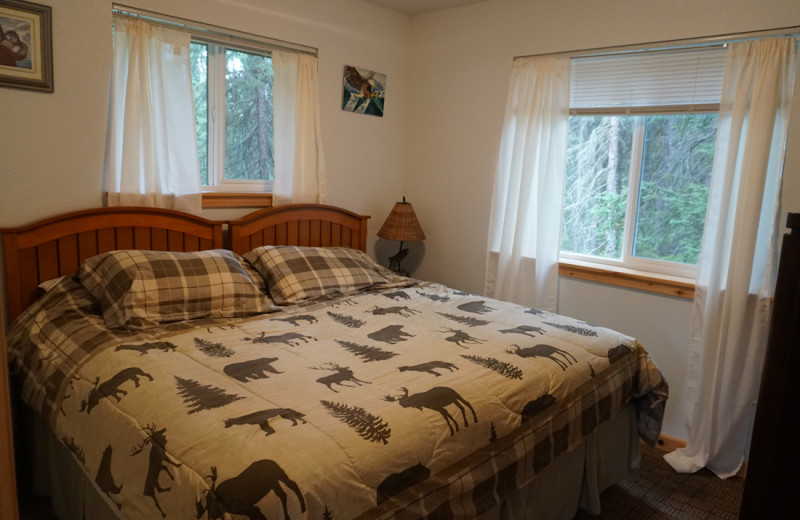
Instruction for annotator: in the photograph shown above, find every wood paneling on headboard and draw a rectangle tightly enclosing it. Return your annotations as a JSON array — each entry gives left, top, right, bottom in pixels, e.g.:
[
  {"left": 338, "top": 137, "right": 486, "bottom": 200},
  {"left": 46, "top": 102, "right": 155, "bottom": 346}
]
[
  {"left": 1, "top": 204, "right": 371, "bottom": 323},
  {"left": 1, "top": 207, "right": 224, "bottom": 322},
  {"left": 228, "top": 204, "right": 370, "bottom": 255}
]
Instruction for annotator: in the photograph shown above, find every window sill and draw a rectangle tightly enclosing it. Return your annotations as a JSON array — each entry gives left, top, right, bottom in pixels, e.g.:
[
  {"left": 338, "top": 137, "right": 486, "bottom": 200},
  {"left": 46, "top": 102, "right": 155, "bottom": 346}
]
[
  {"left": 201, "top": 192, "right": 273, "bottom": 208},
  {"left": 558, "top": 259, "right": 695, "bottom": 300}
]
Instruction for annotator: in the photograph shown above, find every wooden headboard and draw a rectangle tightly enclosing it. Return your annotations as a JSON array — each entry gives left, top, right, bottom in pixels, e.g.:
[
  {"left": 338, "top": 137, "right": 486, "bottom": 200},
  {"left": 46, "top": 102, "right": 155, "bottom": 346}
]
[
  {"left": 228, "top": 203, "right": 370, "bottom": 255},
  {"left": 1, "top": 207, "right": 224, "bottom": 323},
  {"left": 1, "top": 204, "right": 371, "bottom": 323}
]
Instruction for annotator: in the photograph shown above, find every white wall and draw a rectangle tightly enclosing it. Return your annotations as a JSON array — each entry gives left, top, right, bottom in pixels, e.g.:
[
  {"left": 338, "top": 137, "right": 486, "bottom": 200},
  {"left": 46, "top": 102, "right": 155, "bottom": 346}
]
[
  {"left": 0, "top": 0, "right": 411, "bottom": 254},
  {"left": 405, "top": 0, "right": 800, "bottom": 439}
]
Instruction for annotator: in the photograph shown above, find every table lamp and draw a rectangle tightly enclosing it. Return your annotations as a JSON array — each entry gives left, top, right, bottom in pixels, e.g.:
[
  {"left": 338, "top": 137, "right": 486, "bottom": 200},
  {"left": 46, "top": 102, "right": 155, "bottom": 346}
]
[{"left": 377, "top": 196, "right": 425, "bottom": 276}]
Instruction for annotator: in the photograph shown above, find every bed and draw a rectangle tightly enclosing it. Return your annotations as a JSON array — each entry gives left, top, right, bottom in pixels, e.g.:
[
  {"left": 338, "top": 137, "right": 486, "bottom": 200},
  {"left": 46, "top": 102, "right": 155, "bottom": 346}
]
[{"left": 2, "top": 204, "right": 668, "bottom": 520}]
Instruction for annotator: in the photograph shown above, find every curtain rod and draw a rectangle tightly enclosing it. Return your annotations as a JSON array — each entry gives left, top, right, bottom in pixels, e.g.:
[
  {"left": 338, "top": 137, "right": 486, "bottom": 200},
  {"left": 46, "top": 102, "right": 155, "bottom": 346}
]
[
  {"left": 112, "top": 3, "right": 318, "bottom": 56},
  {"left": 515, "top": 25, "right": 800, "bottom": 60}
]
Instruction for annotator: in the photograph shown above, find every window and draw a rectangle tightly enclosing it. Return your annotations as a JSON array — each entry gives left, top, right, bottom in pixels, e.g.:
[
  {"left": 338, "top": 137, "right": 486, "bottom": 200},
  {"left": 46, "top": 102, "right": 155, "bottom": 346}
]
[
  {"left": 560, "top": 47, "right": 727, "bottom": 278},
  {"left": 110, "top": 6, "right": 322, "bottom": 208},
  {"left": 190, "top": 41, "right": 274, "bottom": 192}
]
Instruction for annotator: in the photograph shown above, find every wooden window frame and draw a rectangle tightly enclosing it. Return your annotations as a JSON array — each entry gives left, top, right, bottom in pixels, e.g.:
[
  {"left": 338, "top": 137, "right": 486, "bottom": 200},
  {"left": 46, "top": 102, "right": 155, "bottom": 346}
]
[
  {"left": 558, "top": 259, "right": 694, "bottom": 299},
  {"left": 201, "top": 192, "right": 272, "bottom": 208}
]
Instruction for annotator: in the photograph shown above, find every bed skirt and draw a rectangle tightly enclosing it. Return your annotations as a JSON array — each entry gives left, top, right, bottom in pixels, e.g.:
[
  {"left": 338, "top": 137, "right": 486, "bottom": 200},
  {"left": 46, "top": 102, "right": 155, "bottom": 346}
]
[{"left": 22, "top": 404, "right": 640, "bottom": 520}]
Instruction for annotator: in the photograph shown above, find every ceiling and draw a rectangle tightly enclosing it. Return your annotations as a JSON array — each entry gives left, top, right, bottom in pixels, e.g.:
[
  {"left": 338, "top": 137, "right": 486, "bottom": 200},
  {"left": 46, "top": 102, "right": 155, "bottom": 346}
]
[{"left": 358, "top": 0, "right": 491, "bottom": 16}]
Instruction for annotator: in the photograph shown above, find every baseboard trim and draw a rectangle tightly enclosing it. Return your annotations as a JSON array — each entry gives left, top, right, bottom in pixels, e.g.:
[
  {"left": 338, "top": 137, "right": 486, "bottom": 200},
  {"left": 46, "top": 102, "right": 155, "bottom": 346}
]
[{"left": 653, "top": 433, "right": 687, "bottom": 453}]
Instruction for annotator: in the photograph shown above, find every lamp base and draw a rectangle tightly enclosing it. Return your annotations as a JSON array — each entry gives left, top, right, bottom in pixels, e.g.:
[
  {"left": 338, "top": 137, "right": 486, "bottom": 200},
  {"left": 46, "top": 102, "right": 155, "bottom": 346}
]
[{"left": 388, "top": 245, "right": 410, "bottom": 277}]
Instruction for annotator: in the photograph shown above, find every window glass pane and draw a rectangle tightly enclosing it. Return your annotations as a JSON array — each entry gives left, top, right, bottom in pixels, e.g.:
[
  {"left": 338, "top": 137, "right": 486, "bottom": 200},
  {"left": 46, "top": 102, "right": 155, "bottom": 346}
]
[
  {"left": 633, "top": 114, "right": 717, "bottom": 264},
  {"left": 224, "top": 49, "right": 274, "bottom": 181},
  {"left": 190, "top": 42, "right": 208, "bottom": 185},
  {"left": 561, "top": 116, "right": 634, "bottom": 259}
]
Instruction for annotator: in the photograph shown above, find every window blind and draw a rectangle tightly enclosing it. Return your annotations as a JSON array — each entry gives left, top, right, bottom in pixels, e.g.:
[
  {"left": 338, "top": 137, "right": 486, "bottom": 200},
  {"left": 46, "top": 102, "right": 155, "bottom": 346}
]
[{"left": 570, "top": 46, "right": 727, "bottom": 109}]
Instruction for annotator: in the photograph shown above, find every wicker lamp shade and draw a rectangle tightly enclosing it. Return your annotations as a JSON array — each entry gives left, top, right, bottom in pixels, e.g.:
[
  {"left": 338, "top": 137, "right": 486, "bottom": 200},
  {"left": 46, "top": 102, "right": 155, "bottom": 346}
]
[{"left": 377, "top": 198, "right": 425, "bottom": 242}]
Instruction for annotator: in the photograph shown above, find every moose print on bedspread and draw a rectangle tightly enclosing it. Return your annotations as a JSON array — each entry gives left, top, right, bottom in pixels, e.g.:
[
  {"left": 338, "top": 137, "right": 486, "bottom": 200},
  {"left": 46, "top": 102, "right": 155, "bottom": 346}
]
[
  {"left": 130, "top": 424, "right": 181, "bottom": 518},
  {"left": 310, "top": 362, "right": 371, "bottom": 392},
  {"left": 195, "top": 461, "right": 306, "bottom": 520},
  {"left": 383, "top": 386, "right": 478, "bottom": 436},
  {"left": 439, "top": 327, "right": 486, "bottom": 348}
]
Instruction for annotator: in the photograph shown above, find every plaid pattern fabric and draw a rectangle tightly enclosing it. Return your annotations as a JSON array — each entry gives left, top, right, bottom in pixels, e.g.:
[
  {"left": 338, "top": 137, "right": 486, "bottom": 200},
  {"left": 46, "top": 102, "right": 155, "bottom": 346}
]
[
  {"left": 240, "top": 257, "right": 269, "bottom": 293},
  {"left": 79, "top": 249, "right": 276, "bottom": 329},
  {"left": 6, "top": 276, "right": 148, "bottom": 420},
  {"left": 245, "top": 246, "right": 402, "bottom": 304},
  {"left": 633, "top": 340, "right": 670, "bottom": 446}
]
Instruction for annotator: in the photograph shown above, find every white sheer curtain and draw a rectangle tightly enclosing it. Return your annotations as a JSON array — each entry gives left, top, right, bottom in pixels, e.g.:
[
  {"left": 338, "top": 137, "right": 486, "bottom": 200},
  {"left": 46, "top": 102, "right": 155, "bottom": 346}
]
[
  {"left": 107, "top": 17, "right": 201, "bottom": 213},
  {"left": 485, "top": 56, "right": 570, "bottom": 311},
  {"left": 665, "top": 37, "right": 798, "bottom": 479},
  {"left": 272, "top": 51, "right": 327, "bottom": 205}
]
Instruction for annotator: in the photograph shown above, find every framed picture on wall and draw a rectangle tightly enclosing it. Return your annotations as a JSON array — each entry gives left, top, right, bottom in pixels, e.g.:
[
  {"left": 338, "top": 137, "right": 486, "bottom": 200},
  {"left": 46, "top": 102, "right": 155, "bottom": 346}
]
[
  {"left": 342, "top": 65, "right": 386, "bottom": 117},
  {"left": 0, "top": 0, "right": 53, "bottom": 92}
]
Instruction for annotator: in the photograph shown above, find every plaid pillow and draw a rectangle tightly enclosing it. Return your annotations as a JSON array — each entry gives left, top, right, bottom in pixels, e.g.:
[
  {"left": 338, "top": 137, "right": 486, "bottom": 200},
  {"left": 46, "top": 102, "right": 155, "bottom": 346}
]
[
  {"left": 244, "top": 246, "right": 395, "bottom": 304},
  {"left": 79, "top": 249, "right": 275, "bottom": 329}
]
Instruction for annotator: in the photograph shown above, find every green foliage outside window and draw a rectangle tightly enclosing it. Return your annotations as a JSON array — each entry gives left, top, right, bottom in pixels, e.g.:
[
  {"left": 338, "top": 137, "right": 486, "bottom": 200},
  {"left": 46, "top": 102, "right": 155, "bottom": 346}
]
[
  {"left": 224, "top": 49, "right": 274, "bottom": 181},
  {"left": 190, "top": 42, "right": 274, "bottom": 186},
  {"left": 634, "top": 114, "right": 717, "bottom": 264},
  {"left": 561, "top": 113, "right": 717, "bottom": 266},
  {"left": 190, "top": 42, "right": 209, "bottom": 185},
  {"left": 561, "top": 116, "right": 633, "bottom": 259}
]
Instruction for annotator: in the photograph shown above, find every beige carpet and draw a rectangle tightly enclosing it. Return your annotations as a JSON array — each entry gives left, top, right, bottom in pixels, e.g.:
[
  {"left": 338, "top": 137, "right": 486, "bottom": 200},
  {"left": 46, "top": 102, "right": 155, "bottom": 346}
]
[{"left": 573, "top": 444, "right": 745, "bottom": 519}]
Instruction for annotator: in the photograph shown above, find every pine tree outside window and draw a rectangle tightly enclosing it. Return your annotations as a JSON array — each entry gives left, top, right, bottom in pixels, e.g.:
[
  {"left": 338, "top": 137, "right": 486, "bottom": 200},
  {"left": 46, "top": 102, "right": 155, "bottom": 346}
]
[
  {"left": 191, "top": 41, "right": 274, "bottom": 192},
  {"left": 560, "top": 47, "right": 727, "bottom": 278}
]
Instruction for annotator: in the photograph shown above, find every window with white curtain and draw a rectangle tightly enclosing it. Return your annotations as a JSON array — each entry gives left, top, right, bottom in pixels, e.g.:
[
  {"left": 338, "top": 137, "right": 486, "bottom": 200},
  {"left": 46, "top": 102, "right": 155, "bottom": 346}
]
[
  {"left": 561, "top": 46, "right": 728, "bottom": 278},
  {"left": 111, "top": 6, "right": 319, "bottom": 198}
]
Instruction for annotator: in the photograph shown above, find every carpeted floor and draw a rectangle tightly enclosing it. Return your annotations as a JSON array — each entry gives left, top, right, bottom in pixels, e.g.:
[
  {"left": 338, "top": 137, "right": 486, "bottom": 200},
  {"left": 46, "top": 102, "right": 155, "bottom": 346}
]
[{"left": 573, "top": 444, "right": 745, "bottom": 519}]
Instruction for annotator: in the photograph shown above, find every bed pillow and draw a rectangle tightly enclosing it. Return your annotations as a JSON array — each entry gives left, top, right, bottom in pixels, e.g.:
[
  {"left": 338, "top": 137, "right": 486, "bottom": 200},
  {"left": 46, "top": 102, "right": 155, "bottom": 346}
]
[
  {"left": 79, "top": 249, "right": 275, "bottom": 330},
  {"left": 39, "top": 275, "right": 69, "bottom": 293},
  {"left": 244, "top": 246, "right": 397, "bottom": 304}
]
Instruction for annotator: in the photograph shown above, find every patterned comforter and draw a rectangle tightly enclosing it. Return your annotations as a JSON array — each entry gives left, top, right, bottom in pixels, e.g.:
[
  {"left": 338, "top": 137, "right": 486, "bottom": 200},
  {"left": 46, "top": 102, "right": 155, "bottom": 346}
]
[{"left": 7, "top": 277, "right": 668, "bottom": 519}]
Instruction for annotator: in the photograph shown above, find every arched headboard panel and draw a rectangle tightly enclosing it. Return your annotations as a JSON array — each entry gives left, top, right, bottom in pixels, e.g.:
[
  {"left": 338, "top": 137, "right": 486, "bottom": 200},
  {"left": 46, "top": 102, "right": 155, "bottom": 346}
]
[
  {"left": 228, "top": 204, "right": 370, "bottom": 255},
  {"left": 1, "top": 207, "right": 224, "bottom": 322}
]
